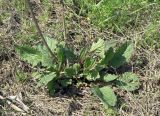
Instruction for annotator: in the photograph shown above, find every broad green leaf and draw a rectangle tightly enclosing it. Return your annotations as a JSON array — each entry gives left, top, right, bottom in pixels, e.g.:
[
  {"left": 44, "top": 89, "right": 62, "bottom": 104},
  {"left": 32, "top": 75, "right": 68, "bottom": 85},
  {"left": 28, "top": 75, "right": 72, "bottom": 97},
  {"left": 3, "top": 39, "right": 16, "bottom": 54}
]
[
  {"left": 116, "top": 72, "right": 140, "bottom": 91},
  {"left": 123, "top": 43, "right": 134, "bottom": 62},
  {"left": 39, "top": 72, "right": 57, "bottom": 85},
  {"left": 95, "top": 65, "right": 103, "bottom": 72},
  {"left": 16, "top": 45, "right": 42, "bottom": 66},
  {"left": 45, "top": 36, "right": 58, "bottom": 52},
  {"left": 32, "top": 72, "right": 42, "bottom": 79},
  {"left": 47, "top": 81, "right": 59, "bottom": 95},
  {"left": 79, "top": 47, "right": 88, "bottom": 61},
  {"left": 44, "top": 36, "right": 65, "bottom": 53},
  {"left": 16, "top": 45, "right": 40, "bottom": 54},
  {"left": 65, "top": 67, "right": 77, "bottom": 77},
  {"left": 109, "top": 42, "right": 133, "bottom": 68},
  {"left": 100, "top": 47, "right": 114, "bottom": 66},
  {"left": 41, "top": 52, "right": 53, "bottom": 66},
  {"left": 37, "top": 41, "right": 65, "bottom": 67},
  {"left": 57, "top": 47, "right": 65, "bottom": 63},
  {"left": 92, "top": 86, "right": 117, "bottom": 106},
  {"left": 85, "top": 69, "right": 100, "bottom": 81},
  {"left": 37, "top": 45, "right": 53, "bottom": 66},
  {"left": 105, "top": 40, "right": 117, "bottom": 51},
  {"left": 103, "top": 74, "right": 118, "bottom": 82},
  {"left": 60, "top": 79, "right": 72, "bottom": 87},
  {"left": 73, "top": 63, "right": 80, "bottom": 74},
  {"left": 64, "top": 48, "right": 77, "bottom": 63},
  {"left": 37, "top": 37, "right": 65, "bottom": 66},
  {"left": 90, "top": 39, "right": 105, "bottom": 52},
  {"left": 90, "top": 39, "right": 105, "bottom": 58},
  {"left": 47, "top": 65, "right": 58, "bottom": 72},
  {"left": 84, "top": 57, "right": 96, "bottom": 70}
]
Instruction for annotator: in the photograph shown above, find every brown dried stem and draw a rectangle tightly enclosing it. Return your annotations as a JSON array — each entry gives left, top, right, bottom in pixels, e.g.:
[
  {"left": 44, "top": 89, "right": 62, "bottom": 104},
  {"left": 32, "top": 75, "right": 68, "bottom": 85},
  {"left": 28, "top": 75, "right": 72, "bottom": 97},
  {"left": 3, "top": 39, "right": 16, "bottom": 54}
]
[
  {"left": 26, "top": 0, "right": 56, "bottom": 60},
  {"left": 61, "top": 0, "right": 67, "bottom": 40}
]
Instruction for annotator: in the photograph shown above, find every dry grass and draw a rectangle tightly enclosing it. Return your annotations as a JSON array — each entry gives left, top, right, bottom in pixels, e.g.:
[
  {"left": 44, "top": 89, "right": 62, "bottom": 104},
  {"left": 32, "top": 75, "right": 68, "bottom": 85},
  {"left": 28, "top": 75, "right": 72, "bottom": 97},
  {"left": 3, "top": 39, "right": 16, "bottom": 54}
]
[{"left": 119, "top": 48, "right": 160, "bottom": 116}]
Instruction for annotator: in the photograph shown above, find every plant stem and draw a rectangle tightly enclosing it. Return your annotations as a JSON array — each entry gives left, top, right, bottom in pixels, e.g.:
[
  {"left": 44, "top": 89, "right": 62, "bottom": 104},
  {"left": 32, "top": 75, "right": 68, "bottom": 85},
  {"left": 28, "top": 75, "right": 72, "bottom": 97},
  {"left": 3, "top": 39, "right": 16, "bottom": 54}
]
[
  {"left": 26, "top": 0, "right": 56, "bottom": 60},
  {"left": 60, "top": 0, "right": 67, "bottom": 40}
]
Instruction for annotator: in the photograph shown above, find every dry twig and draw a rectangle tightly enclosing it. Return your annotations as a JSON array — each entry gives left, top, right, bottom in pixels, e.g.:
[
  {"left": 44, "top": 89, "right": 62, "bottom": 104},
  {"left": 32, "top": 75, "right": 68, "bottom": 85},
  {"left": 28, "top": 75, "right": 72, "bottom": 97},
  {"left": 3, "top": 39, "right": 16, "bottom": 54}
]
[{"left": 26, "top": 0, "right": 56, "bottom": 60}]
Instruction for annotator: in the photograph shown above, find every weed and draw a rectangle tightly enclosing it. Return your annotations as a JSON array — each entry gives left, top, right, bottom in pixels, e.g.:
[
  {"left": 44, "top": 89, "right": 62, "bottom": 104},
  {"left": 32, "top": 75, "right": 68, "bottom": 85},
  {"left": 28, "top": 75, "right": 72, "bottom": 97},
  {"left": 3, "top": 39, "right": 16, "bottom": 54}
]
[{"left": 16, "top": 37, "right": 140, "bottom": 107}]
